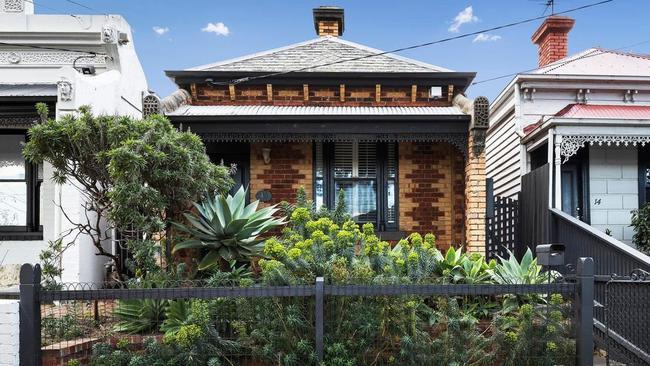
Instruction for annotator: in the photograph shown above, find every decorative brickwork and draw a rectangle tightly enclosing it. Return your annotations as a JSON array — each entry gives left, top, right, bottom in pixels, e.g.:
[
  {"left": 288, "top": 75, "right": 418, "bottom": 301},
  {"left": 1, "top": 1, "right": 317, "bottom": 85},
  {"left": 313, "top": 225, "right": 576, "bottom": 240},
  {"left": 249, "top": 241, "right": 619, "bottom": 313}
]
[
  {"left": 190, "top": 84, "right": 452, "bottom": 107},
  {"left": 464, "top": 133, "right": 487, "bottom": 254},
  {"left": 399, "top": 142, "right": 465, "bottom": 250},
  {"left": 250, "top": 142, "right": 313, "bottom": 206}
]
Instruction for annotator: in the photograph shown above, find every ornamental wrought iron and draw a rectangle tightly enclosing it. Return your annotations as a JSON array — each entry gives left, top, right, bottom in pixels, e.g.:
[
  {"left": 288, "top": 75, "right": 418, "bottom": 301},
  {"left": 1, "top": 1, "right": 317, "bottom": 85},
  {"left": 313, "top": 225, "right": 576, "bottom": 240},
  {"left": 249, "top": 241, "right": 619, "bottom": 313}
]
[
  {"left": 142, "top": 92, "right": 162, "bottom": 118},
  {"left": 560, "top": 134, "right": 650, "bottom": 163},
  {"left": 0, "top": 50, "right": 107, "bottom": 65},
  {"left": 198, "top": 132, "right": 469, "bottom": 157}
]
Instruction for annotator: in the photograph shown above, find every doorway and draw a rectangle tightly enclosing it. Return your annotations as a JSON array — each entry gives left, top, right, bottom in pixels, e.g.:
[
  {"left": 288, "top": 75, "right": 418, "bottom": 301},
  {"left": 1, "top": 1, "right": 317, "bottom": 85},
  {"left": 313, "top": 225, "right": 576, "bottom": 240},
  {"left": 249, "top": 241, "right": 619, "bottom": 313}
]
[
  {"left": 206, "top": 142, "right": 250, "bottom": 197},
  {"left": 560, "top": 147, "right": 589, "bottom": 222}
]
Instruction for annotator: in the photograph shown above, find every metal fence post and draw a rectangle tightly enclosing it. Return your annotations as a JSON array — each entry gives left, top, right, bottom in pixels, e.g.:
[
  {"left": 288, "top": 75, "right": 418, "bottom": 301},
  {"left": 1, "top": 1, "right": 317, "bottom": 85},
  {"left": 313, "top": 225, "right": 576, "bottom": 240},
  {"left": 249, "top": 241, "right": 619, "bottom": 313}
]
[
  {"left": 575, "top": 257, "right": 594, "bottom": 366},
  {"left": 19, "top": 263, "right": 41, "bottom": 366},
  {"left": 315, "top": 276, "right": 324, "bottom": 363}
]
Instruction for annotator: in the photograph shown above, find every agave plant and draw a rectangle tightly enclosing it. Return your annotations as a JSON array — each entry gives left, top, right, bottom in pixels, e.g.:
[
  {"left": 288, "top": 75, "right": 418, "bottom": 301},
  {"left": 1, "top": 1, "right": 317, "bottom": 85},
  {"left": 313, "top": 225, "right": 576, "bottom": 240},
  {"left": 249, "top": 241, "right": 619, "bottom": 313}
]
[
  {"left": 113, "top": 298, "right": 167, "bottom": 333},
  {"left": 172, "top": 186, "right": 286, "bottom": 270},
  {"left": 491, "top": 248, "right": 556, "bottom": 285}
]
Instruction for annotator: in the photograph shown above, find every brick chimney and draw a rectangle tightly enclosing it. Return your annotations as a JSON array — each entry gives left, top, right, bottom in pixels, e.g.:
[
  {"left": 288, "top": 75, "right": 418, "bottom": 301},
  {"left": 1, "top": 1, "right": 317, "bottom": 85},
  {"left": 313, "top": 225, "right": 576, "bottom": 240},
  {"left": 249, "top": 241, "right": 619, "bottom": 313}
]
[
  {"left": 531, "top": 16, "right": 575, "bottom": 67},
  {"left": 313, "top": 6, "right": 344, "bottom": 37}
]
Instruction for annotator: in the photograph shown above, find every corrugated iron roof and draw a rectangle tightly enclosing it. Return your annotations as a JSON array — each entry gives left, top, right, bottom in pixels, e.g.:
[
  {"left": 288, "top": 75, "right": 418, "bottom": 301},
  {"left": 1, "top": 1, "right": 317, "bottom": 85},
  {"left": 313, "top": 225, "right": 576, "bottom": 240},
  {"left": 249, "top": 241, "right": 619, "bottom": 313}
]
[
  {"left": 555, "top": 104, "right": 650, "bottom": 119},
  {"left": 535, "top": 48, "right": 650, "bottom": 76},
  {"left": 166, "top": 105, "right": 465, "bottom": 117},
  {"left": 186, "top": 37, "right": 452, "bottom": 73}
]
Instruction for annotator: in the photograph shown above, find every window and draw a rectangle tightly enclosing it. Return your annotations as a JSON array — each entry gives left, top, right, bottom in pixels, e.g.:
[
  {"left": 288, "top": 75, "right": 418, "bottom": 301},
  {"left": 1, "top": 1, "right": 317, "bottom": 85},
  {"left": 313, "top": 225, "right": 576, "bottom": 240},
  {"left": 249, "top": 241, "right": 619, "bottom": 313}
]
[
  {"left": 0, "top": 131, "right": 42, "bottom": 238},
  {"left": 315, "top": 141, "right": 397, "bottom": 231}
]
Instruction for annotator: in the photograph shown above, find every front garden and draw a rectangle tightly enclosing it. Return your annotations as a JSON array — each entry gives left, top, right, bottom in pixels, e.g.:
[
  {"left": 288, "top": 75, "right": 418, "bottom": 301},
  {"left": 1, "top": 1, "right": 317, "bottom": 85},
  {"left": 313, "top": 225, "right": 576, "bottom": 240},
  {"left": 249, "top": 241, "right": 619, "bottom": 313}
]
[{"left": 27, "top": 110, "right": 577, "bottom": 366}]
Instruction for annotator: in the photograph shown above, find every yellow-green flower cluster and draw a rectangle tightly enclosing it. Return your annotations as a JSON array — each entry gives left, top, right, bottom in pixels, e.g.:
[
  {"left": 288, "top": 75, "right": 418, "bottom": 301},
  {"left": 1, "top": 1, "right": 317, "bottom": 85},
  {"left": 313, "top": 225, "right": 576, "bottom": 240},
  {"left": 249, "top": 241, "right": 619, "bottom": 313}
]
[
  {"left": 263, "top": 238, "right": 286, "bottom": 259},
  {"left": 258, "top": 259, "right": 284, "bottom": 272},
  {"left": 168, "top": 324, "right": 203, "bottom": 348},
  {"left": 364, "top": 235, "right": 389, "bottom": 256},
  {"left": 287, "top": 248, "right": 302, "bottom": 260}
]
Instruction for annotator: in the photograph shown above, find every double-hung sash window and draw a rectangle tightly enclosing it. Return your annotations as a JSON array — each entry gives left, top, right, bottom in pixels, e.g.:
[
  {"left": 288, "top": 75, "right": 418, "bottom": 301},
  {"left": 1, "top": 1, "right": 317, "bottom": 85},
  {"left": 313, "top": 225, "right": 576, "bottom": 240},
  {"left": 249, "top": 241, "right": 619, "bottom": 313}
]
[
  {"left": 315, "top": 141, "right": 397, "bottom": 231},
  {"left": 0, "top": 131, "right": 42, "bottom": 238}
]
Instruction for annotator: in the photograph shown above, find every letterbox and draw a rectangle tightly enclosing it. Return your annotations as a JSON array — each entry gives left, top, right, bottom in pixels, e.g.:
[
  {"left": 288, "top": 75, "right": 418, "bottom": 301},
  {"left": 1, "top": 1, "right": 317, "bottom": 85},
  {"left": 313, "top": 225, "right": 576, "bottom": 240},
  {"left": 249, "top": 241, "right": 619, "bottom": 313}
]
[{"left": 535, "top": 244, "right": 565, "bottom": 267}]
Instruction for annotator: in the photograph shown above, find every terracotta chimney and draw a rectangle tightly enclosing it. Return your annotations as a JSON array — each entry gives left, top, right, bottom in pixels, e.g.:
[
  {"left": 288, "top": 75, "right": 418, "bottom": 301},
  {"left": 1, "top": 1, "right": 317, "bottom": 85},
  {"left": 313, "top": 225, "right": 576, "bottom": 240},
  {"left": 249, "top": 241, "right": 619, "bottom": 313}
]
[
  {"left": 531, "top": 16, "right": 575, "bottom": 67},
  {"left": 313, "top": 6, "right": 344, "bottom": 37}
]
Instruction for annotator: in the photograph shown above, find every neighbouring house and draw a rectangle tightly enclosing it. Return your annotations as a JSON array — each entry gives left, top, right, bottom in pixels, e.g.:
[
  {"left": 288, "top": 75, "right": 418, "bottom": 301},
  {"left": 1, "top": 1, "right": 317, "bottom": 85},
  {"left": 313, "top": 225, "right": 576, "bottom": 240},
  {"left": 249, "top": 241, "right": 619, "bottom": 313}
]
[
  {"left": 157, "top": 7, "right": 489, "bottom": 252},
  {"left": 488, "top": 15, "right": 650, "bottom": 245},
  {"left": 0, "top": 0, "right": 149, "bottom": 284}
]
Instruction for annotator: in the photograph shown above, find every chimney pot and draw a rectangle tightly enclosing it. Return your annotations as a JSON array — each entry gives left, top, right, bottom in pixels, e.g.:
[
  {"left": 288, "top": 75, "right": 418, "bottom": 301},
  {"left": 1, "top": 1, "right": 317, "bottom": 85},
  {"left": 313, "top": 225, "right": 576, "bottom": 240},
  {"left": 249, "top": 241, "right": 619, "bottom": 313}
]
[
  {"left": 313, "top": 6, "right": 344, "bottom": 37},
  {"left": 531, "top": 16, "right": 575, "bottom": 68}
]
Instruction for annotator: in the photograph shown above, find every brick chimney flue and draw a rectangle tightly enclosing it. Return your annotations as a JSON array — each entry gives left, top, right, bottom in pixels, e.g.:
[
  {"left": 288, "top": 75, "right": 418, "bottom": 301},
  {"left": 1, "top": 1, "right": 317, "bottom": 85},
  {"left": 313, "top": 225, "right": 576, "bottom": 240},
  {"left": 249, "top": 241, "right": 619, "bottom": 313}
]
[
  {"left": 531, "top": 16, "right": 575, "bottom": 68},
  {"left": 313, "top": 6, "right": 344, "bottom": 37}
]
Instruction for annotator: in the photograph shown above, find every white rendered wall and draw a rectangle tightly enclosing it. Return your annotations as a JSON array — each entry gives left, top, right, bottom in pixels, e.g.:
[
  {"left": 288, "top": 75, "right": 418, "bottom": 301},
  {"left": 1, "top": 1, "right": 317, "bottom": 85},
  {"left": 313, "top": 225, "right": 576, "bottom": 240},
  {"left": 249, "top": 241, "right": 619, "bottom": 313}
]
[
  {"left": 0, "top": 300, "right": 19, "bottom": 366},
  {"left": 589, "top": 146, "right": 639, "bottom": 243}
]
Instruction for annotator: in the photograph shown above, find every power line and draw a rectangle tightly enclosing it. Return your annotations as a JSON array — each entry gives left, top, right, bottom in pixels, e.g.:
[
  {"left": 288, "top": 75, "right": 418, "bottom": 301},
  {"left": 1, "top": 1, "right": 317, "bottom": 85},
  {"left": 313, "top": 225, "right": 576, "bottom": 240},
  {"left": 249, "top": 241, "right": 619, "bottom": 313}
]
[
  {"left": 220, "top": 0, "right": 614, "bottom": 85},
  {"left": 64, "top": 0, "right": 107, "bottom": 15},
  {"left": 471, "top": 39, "right": 650, "bottom": 85}
]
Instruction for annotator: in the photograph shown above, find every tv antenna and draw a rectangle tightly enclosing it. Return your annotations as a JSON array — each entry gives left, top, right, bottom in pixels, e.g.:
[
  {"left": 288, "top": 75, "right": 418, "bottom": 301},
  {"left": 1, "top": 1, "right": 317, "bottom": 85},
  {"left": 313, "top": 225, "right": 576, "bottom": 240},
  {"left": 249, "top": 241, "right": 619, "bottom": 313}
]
[{"left": 531, "top": 0, "right": 558, "bottom": 16}]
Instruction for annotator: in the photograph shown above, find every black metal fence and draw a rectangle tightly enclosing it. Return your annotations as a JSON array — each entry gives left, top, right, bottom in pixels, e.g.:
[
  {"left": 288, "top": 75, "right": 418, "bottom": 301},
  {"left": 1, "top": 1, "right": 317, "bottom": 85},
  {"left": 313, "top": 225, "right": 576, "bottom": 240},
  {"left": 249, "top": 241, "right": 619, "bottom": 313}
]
[
  {"left": 593, "top": 272, "right": 650, "bottom": 365},
  {"left": 519, "top": 164, "right": 551, "bottom": 259},
  {"left": 485, "top": 178, "right": 519, "bottom": 261},
  {"left": 18, "top": 260, "right": 597, "bottom": 366}
]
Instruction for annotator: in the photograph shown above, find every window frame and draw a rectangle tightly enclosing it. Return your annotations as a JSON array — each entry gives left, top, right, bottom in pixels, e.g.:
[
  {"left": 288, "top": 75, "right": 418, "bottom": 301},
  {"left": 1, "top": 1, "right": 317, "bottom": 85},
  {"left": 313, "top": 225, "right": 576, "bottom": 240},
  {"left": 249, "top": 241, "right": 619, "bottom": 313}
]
[
  {"left": 0, "top": 129, "right": 43, "bottom": 240},
  {"left": 314, "top": 141, "right": 399, "bottom": 232}
]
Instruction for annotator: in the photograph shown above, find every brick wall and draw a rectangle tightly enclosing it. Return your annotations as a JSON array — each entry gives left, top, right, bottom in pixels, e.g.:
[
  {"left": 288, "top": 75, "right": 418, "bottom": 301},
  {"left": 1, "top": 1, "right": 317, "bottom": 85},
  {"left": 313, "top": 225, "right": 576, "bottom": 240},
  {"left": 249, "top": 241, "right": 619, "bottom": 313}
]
[
  {"left": 399, "top": 142, "right": 465, "bottom": 250},
  {"left": 0, "top": 300, "right": 19, "bottom": 366},
  {"left": 531, "top": 16, "right": 574, "bottom": 67},
  {"left": 464, "top": 134, "right": 486, "bottom": 254},
  {"left": 249, "top": 142, "right": 313, "bottom": 206},
  {"left": 190, "top": 84, "right": 452, "bottom": 107}
]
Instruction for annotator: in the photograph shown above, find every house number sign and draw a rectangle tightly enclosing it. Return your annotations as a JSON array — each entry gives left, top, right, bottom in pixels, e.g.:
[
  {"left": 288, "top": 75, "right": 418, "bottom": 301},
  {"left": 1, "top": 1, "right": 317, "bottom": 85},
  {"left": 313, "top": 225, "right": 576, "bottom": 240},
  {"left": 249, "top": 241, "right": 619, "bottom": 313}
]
[{"left": 256, "top": 190, "right": 272, "bottom": 202}]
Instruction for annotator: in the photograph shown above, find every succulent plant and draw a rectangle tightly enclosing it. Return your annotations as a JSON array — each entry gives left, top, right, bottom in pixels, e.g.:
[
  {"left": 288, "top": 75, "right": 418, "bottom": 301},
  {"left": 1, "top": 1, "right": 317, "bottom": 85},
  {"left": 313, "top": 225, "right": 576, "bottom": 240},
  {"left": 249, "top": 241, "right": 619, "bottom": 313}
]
[{"left": 172, "top": 187, "right": 286, "bottom": 270}]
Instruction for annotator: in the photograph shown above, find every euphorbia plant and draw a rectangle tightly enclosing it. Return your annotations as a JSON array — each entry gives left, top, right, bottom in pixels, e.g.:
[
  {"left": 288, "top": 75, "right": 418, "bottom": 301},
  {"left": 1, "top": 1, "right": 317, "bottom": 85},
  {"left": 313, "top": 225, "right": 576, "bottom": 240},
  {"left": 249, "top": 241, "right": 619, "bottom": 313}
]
[{"left": 172, "top": 187, "right": 286, "bottom": 270}]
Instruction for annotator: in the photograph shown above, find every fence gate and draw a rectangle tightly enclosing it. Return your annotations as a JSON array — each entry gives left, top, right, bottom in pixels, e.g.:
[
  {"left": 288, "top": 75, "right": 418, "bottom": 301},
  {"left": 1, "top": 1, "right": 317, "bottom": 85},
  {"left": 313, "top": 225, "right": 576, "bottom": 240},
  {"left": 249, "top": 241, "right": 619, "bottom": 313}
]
[
  {"left": 594, "top": 270, "right": 650, "bottom": 365},
  {"left": 485, "top": 178, "right": 519, "bottom": 261}
]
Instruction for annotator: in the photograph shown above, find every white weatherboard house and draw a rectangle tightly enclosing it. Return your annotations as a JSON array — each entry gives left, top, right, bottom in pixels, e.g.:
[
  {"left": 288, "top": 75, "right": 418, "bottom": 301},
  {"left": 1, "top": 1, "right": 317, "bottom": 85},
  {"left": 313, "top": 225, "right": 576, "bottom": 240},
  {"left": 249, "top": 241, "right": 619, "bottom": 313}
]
[
  {"left": 488, "top": 15, "right": 650, "bottom": 245},
  {"left": 0, "top": 0, "right": 148, "bottom": 286}
]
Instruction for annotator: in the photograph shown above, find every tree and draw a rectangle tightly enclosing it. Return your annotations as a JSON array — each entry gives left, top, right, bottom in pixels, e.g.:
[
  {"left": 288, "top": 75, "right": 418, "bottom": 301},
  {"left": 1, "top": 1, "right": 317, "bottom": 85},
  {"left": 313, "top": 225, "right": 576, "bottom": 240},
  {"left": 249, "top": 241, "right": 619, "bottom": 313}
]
[{"left": 23, "top": 105, "right": 233, "bottom": 277}]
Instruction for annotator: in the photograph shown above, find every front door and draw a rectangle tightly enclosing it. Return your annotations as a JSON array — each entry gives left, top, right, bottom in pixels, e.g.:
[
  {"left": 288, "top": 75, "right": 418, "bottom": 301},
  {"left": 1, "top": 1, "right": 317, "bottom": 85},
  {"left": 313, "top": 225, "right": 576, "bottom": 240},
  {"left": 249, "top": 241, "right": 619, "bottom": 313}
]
[
  {"left": 560, "top": 148, "right": 589, "bottom": 222},
  {"left": 206, "top": 142, "right": 250, "bottom": 197}
]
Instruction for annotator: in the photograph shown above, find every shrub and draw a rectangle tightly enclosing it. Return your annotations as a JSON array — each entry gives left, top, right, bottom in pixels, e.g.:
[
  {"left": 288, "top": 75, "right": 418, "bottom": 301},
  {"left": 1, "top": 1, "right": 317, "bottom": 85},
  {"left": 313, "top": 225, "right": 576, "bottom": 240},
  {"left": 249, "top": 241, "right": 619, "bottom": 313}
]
[
  {"left": 631, "top": 202, "right": 650, "bottom": 253},
  {"left": 24, "top": 105, "right": 233, "bottom": 277}
]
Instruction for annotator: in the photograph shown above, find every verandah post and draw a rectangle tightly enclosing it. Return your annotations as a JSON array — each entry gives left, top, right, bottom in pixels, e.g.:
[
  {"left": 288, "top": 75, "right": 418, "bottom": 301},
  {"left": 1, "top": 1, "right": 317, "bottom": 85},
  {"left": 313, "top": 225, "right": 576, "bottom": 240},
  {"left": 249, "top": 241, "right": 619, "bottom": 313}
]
[
  {"left": 315, "top": 276, "right": 324, "bottom": 362},
  {"left": 19, "top": 263, "right": 41, "bottom": 366},
  {"left": 575, "top": 257, "right": 594, "bottom": 366}
]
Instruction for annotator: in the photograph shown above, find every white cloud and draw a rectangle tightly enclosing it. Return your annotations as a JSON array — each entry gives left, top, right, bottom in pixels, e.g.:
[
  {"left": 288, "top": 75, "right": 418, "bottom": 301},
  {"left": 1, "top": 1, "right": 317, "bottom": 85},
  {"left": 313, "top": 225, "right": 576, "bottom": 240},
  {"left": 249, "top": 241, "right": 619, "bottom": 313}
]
[
  {"left": 473, "top": 33, "right": 501, "bottom": 43},
  {"left": 153, "top": 26, "right": 169, "bottom": 35},
  {"left": 202, "top": 22, "right": 230, "bottom": 36},
  {"left": 448, "top": 6, "right": 478, "bottom": 32}
]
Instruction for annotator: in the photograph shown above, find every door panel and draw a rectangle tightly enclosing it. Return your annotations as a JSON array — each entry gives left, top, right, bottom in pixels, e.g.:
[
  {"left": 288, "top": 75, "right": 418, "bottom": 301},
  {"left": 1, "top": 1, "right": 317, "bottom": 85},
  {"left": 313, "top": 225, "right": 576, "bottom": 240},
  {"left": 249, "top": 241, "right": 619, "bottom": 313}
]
[{"left": 206, "top": 142, "right": 250, "bottom": 197}]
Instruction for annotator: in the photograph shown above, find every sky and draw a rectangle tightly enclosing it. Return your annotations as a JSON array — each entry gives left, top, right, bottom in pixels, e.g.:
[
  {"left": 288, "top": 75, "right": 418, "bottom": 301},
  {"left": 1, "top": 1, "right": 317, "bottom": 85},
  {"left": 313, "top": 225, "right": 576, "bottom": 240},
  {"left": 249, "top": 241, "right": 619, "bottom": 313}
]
[{"left": 34, "top": 0, "right": 650, "bottom": 101}]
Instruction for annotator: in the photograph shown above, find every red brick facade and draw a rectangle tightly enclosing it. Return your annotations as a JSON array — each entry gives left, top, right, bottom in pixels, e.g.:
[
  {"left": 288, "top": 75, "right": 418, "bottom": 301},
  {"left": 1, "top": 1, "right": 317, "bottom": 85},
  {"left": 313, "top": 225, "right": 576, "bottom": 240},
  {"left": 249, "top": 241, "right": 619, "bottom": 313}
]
[
  {"left": 399, "top": 142, "right": 465, "bottom": 250},
  {"left": 189, "top": 83, "right": 453, "bottom": 107},
  {"left": 249, "top": 142, "right": 312, "bottom": 206}
]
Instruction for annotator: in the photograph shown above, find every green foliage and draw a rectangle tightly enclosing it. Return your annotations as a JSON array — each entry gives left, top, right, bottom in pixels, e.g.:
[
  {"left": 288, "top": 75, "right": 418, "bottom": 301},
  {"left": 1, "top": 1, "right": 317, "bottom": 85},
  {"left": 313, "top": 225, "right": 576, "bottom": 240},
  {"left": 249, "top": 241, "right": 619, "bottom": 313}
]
[
  {"left": 95, "top": 190, "right": 575, "bottom": 366},
  {"left": 42, "top": 313, "right": 84, "bottom": 344},
  {"left": 631, "top": 202, "right": 650, "bottom": 253},
  {"left": 492, "top": 248, "right": 554, "bottom": 285},
  {"left": 113, "top": 299, "right": 167, "bottom": 334},
  {"left": 494, "top": 294, "right": 575, "bottom": 366},
  {"left": 23, "top": 106, "right": 233, "bottom": 274},
  {"left": 172, "top": 186, "right": 286, "bottom": 270},
  {"left": 39, "top": 238, "right": 67, "bottom": 290}
]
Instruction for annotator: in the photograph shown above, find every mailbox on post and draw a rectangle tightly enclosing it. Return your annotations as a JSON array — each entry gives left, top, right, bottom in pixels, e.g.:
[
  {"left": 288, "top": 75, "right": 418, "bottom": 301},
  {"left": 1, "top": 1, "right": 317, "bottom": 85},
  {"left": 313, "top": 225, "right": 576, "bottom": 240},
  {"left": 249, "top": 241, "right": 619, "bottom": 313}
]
[{"left": 535, "top": 244, "right": 565, "bottom": 267}]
